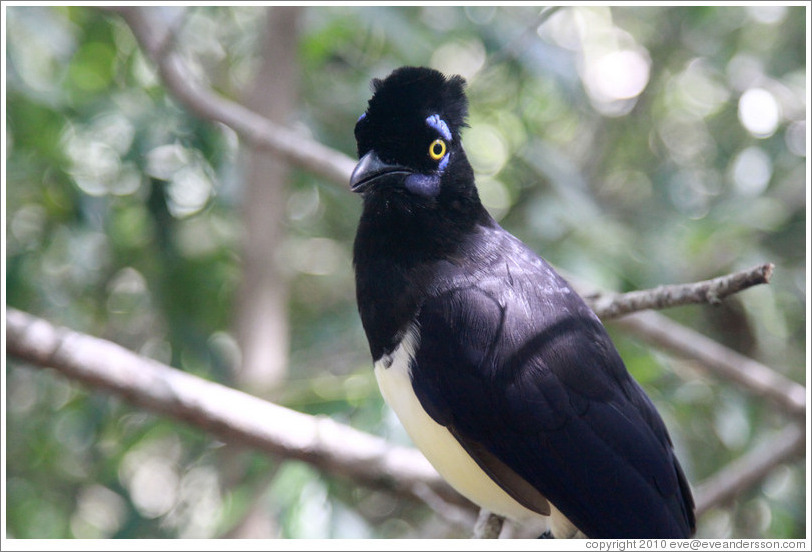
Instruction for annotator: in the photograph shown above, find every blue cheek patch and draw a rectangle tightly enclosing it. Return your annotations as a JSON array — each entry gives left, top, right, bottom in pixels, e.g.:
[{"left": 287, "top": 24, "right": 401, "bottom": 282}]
[
  {"left": 405, "top": 173, "right": 442, "bottom": 197},
  {"left": 425, "top": 114, "right": 452, "bottom": 141}
]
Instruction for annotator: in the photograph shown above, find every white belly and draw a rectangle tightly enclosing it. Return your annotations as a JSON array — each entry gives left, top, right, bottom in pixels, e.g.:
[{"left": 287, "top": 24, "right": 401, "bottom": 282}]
[{"left": 374, "top": 327, "right": 546, "bottom": 526}]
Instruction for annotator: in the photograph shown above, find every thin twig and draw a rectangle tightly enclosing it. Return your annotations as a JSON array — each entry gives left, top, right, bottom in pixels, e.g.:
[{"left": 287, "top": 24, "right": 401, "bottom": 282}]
[
  {"left": 572, "top": 263, "right": 803, "bottom": 420},
  {"left": 106, "top": 6, "right": 356, "bottom": 187},
  {"left": 472, "top": 509, "right": 505, "bottom": 539},
  {"left": 586, "top": 263, "right": 774, "bottom": 320},
  {"left": 4, "top": 308, "right": 471, "bottom": 512},
  {"left": 694, "top": 424, "right": 806, "bottom": 516},
  {"left": 613, "top": 310, "right": 806, "bottom": 421}
]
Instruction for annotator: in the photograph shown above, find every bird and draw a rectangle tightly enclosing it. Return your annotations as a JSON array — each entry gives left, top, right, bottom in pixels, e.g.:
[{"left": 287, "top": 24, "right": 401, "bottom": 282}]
[{"left": 349, "top": 66, "right": 696, "bottom": 539}]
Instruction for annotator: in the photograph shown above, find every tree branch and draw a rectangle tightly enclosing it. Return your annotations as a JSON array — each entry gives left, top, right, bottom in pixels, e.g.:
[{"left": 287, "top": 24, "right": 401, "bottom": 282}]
[
  {"left": 481, "top": 6, "right": 564, "bottom": 69},
  {"left": 104, "top": 6, "right": 356, "bottom": 187},
  {"left": 7, "top": 307, "right": 807, "bottom": 536},
  {"left": 694, "top": 423, "right": 806, "bottom": 517},
  {"left": 4, "top": 307, "right": 473, "bottom": 513},
  {"left": 586, "top": 263, "right": 775, "bottom": 320},
  {"left": 613, "top": 310, "right": 806, "bottom": 421},
  {"left": 411, "top": 482, "right": 479, "bottom": 531}
]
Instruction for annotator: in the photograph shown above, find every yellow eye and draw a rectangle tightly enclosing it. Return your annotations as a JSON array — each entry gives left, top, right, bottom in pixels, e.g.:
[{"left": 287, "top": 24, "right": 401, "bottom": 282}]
[{"left": 428, "top": 139, "right": 447, "bottom": 161}]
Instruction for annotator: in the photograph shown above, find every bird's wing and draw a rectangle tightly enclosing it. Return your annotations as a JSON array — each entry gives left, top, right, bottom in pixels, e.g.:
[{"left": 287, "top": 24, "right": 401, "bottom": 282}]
[{"left": 410, "top": 248, "right": 694, "bottom": 538}]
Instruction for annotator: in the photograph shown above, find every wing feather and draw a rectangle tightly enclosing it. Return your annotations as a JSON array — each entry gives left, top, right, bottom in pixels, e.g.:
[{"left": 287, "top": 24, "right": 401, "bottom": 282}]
[{"left": 409, "top": 233, "right": 695, "bottom": 538}]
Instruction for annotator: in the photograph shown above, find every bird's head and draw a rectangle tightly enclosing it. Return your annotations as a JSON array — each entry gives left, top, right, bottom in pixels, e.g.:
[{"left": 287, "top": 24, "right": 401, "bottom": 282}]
[{"left": 351, "top": 66, "right": 480, "bottom": 211}]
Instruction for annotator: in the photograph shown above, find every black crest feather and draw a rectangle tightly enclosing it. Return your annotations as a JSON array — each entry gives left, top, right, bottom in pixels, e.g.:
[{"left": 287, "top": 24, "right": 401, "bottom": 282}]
[{"left": 360, "top": 67, "right": 468, "bottom": 141}]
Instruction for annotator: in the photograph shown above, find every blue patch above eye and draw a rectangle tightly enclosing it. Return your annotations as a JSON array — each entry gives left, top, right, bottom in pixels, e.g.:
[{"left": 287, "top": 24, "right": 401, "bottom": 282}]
[
  {"left": 425, "top": 114, "right": 452, "bottom": 141},
  {"left": 357, "top": 112, "right": 367, "bottom": 123}
]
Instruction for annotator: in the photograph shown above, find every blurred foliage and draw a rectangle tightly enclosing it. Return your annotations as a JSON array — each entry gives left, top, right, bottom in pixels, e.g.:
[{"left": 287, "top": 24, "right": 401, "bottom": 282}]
[{"left": 4, "top": 5, "right": 807, "bottom": 539}]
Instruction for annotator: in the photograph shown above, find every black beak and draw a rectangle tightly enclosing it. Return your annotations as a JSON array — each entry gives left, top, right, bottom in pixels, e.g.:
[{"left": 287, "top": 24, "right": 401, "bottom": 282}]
[{"left": 350, "top": 151, "right": 411, "bottom": 193}]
